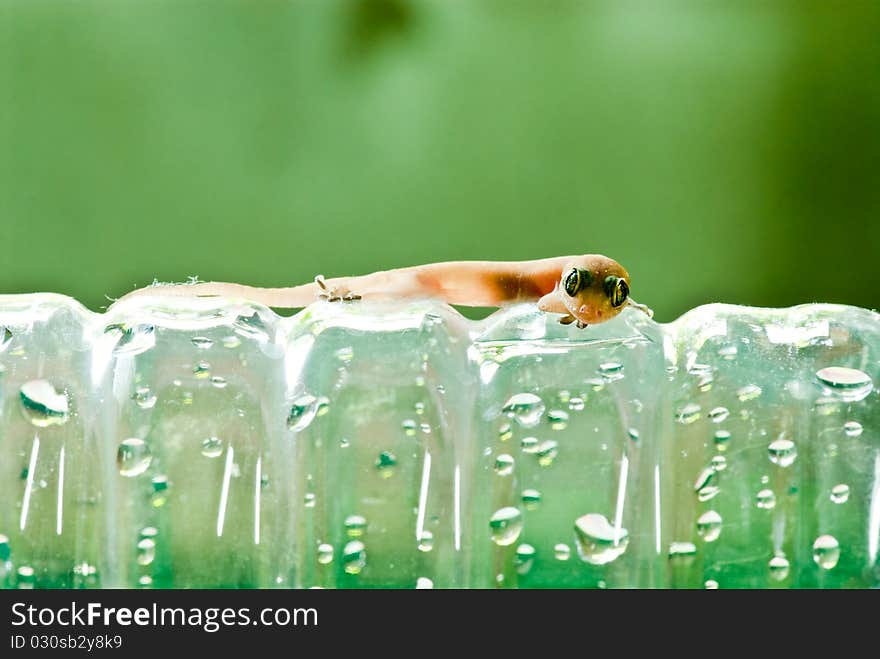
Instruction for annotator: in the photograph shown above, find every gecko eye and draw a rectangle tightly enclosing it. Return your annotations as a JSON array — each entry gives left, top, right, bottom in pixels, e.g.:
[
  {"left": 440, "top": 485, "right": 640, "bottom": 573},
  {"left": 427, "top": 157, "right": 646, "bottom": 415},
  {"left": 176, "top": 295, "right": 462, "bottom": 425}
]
[
  {"left": 563, "top": 268, "right": 592, "bottom": 297},
  {"left": 604, "top": 276, "right": 629, "bottom": 308}
]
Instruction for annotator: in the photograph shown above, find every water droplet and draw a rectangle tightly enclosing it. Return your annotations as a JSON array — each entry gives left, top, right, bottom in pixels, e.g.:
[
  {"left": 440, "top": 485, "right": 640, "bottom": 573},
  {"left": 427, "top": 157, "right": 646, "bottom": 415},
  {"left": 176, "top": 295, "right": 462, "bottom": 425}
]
[
  {"left": 402, "top": 420, "right": 417, "bottom": 437},
  {"left": 208, "top": 376, "right": 227, "bottom": 389},
  {"left": 536, "top": 440, "right": 559, "bottom": 467},
  {"left": 521, "top": 436, "right": 539, "bottom": 453},
  {"left": 345, "top": 515, "right": 367, "bottom": 538},
  {"left": 420, "top": 422, "right": 431, "bottom": 434},
  {"left": 586, "top": 378, "right": 605, "bottom": 392},
  {"left": 193, "top": 361, "right": 211, "bottom": 379},
  {"left": 548, "top": 409, "right": 569, "bottom": 430},
  {"left": 574, "top": 513, "right": 628, "bottom": 565},
  {"left": 342, "top": 540, "right": 366, "bottom": 575},
  {"left": 137, "top": 575, "right": 153, "bottom": 588},
  {"left": 705, "top": 579, "right": 719, "bottom": 590},
  {"left": 815, "top": 397, "right": 841, "bottom": 416},
  {"left": 769, "top": 555, "right": 790, "bottom": 581},
  {"left": 844, "top": 421, "right": 863, "bottom": 438},
  {"left": 375, "top": 451, "right": 397, "bottom": 477},
  {"left": 19, "top": 380, "right": 69, "bottom": 427},
  {"left": 222, "top": 335, "right": 241, "bottom": 349},
  {"left": 568, "top": 397, "right": 585, "bottom": 411},
  {"left": 696, "top": 373, "right": 714, "bottom": 393},
  {"left": 598, "top": 362, "right": 624, "bottom": 382},
  {"left": 812, "top": 535, "right": 840, "bottom": 569},
  {"left": 494, "top": 454, "right": 514, "bottom": 476},
  {"left": 521, "top": 489, "right": 542, "bottom": 510},
  {"left": 151, "top": 475, "right": 169, "bottom": 507},
  {"left": 0, "top": 326, "right": 12, "bottom": 352},
  {"left": 110, "top": 324, "right": 156, "bottom": 356},
  {"left": 191, "top": 336, "right": 214, "bottom": 349},
  {"left": 668, "top": 542, "right": 697, "bottom": 565},
  {"left": 17, "top": 565, "right": 35, "bottom": 588},
  {"left": 315, "top": 396, "right": 329, "bottom": 416},
  {"left": 554, "top": 543, "right": 571, "bottom": 561},
  {"left": 334, "top": 346, "right": 354, "bottom": 363},
  {"left": 816, "top": 367, "right": 873, "bottom": 402},
  {"left": 117, "top": 438, "right": 152, "bottom": 477},
  {"left": 414, "top": 401, "right": 425, "bottom": 415},
  {"left": 628, "top": 428, "right": 640, "bottom": 442},
  {"left": 317, "top": 543, "right": 333, "bottom": 564},
  {"left": 675, "top": 403, "right": 701, "bottom": 425},
  {"left": 288, "top": 394, "right": 319, "bottom": 432},
  {"left": 502, "top": 393, "right": 545, "bottom": 428},
  {"left": 304, "top": 493, "right": 316, "bottom": 508},
  {"left": 417, "top": 531, "right": 434, "bottom": 552},
  {"left": 694, "top": 467, "right": 715, "bottom": 491},
  {"left": 489, "top": 507, "right": 524, "bottom": 546},
  {"left": 201, "top": 436, "right": 224, "bottom": 458},
  {"left": 416, "top": 577, "right": 433, "bottom": 589},
  {"left": 0, "top": 534, "right": 10, "bottom": 561},
  {"left": 830, "top": 484, "right": 850, "bottom": 504},
  {"left": 137, "top": 538, "right": 156, "bottom": 566},
  {"left": 718, "top": 344, "right": 738, "bottom": 360},
  {"left": 132, "top": 386, "right": 157, "bottom": 409},
  {"left": 711, "top": 455, "right": 727, "bottom": 472},
  {"left": 697, "top": 486, "right": 720, "bottom": 502},
  {"left": 708, "top": 407, "right": 729, "bottom": 423},
  {"left": 497, "top": 423, "right": 513, "bottom": 442},
  {"left": 713, "top": 430, "right": 731, "bottom": 451},
  {"left": 515, "top": 544, "right": 536, "bottom": 575},
  {"left": 737, "top": 384, "right": 762, "bottom": 402},
  {"left": 140, "top": 526, "right": 158, "bottom": 540},
  {"left": 768, "top": 438, "right": 797, "bottom": 467},
  {"left": 694, "top": 467, "right": 719, "bottom": 502},
  {"left": 696, "top": 510, "right": 722, "bottom": 542},
  {"left": 756, "top": 489, "right": 776, "bottom": 509}
]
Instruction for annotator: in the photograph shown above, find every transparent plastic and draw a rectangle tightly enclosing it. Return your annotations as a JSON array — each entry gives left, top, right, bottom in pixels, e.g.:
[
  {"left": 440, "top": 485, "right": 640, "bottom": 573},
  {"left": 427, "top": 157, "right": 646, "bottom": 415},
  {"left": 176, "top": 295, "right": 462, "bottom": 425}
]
[{"left": 0, "top": 295, "right": 876, "bottom": 588}]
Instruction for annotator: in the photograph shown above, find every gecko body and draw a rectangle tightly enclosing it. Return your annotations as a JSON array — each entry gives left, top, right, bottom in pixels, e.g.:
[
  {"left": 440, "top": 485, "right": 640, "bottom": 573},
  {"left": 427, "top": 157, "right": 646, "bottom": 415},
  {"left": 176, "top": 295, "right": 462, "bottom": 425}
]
[{"left": 116, "top": 255, "right": 652, "bottom": 327}]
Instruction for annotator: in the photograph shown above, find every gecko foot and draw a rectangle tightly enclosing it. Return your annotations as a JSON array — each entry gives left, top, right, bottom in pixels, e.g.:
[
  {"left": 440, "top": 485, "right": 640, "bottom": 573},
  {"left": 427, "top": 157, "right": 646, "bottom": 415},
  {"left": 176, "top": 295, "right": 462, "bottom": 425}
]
[
  {"left": 558, "top": 315, "right": 588, "bottom": 329},
  {"left": 315, "top": 275, "right": 362, "bottom": 303}
]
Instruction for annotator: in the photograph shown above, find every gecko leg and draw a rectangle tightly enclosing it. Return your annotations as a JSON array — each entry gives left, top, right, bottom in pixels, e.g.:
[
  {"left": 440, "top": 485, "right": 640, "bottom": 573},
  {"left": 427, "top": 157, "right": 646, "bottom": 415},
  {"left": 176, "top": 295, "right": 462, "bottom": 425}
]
[
  {"left": 314, "top": 275, "right": 362, "bottom": 303},
  {"left": 558, "top": 314, "right": 588, "bottom": 330}
]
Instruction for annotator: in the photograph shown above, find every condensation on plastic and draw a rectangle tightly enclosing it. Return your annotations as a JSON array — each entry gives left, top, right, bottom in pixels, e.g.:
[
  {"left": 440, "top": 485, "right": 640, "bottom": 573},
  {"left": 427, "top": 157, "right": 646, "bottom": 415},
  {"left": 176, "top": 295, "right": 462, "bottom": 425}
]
[{"left": 0, "top": 294, "right": 877, "bottom": 588}]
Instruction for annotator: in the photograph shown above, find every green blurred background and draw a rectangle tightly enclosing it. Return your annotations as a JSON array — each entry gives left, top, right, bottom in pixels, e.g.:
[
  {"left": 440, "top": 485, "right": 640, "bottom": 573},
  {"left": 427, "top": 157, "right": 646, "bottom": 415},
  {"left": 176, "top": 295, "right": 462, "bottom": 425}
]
[{"left": 1, "top": 0, "right": 878, "bottom": 321}]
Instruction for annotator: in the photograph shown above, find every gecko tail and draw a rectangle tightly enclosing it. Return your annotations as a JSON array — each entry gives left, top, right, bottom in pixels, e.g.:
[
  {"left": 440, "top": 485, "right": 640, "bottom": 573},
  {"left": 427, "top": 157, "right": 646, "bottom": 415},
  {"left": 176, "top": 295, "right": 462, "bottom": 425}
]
[{"left": 113, "top": 280, "right": 320, "bottom": 310}]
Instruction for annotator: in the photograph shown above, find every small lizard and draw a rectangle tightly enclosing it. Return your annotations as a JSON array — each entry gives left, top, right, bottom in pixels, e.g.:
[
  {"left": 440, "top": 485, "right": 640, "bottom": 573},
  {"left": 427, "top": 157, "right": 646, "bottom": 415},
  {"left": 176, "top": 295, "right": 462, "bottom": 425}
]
[{"left": 116, "top": 255, "right": 652, "bottom": 328}]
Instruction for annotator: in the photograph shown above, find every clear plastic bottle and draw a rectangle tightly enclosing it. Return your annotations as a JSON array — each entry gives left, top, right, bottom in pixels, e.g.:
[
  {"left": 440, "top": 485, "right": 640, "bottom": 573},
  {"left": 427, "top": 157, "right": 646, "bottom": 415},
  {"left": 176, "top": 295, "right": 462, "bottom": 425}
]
[{"left": 0, "top": 294, "right": 876, "bottom": 588}]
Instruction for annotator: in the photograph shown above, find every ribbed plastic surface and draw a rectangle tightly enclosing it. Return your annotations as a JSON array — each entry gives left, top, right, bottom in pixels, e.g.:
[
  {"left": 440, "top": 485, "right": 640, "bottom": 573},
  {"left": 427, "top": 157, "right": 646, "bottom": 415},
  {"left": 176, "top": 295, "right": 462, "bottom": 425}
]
[{"left": 0, "top": 294, "right": 877, "bottom": 588}]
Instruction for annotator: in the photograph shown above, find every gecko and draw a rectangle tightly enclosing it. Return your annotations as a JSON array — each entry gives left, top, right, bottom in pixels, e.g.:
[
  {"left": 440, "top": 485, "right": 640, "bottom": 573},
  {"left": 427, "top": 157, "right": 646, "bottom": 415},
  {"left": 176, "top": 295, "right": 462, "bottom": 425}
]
[{"left": 115, "top": 255, "right": 652, "bottom": 328}]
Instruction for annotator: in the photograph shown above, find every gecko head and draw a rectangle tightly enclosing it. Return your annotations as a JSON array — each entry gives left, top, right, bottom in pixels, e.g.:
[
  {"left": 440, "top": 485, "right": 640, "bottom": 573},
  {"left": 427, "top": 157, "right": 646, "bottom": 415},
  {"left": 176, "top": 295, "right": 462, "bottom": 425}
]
[{"left": 554, "top": 255, "right": 650, "bottom": 325}]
